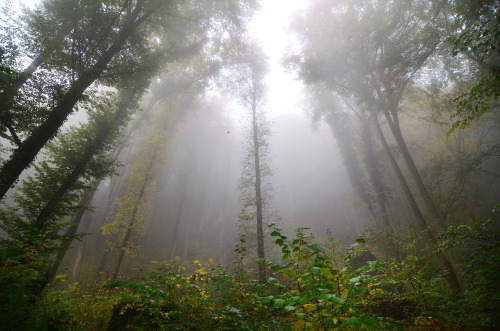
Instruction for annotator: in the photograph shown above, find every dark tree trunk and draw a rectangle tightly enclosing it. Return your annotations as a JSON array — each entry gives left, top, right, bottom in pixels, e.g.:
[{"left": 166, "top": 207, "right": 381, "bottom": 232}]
[
  {"left": 0, "top": 56, "right": 43, "bottom": 145},
  {"left": 0, "top": 1, "right": 150, "bottom": 200},
  {"left": 379, "top": 111, "right": 465, "bottom": 292},
  {"left": 252, "top": 95, "right": 266, "bottom": 284}
]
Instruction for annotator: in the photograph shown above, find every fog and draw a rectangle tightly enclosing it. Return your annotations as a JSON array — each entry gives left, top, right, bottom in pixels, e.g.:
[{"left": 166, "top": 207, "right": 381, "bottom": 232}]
[{"left": 1, "top": 1, "right": 499, "bottom": 327}]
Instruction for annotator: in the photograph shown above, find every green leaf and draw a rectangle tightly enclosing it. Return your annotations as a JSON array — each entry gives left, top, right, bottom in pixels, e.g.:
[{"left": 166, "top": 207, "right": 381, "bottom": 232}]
[
  {"left": 368, "top": 260, "right": 381, "bottom": 269},
  {"left": 271, "top": 231, "right": 280, "bottom": 237},
  {"left": 275, "top": 238, "right": 284, "bottom": 245},
  {"left": 301, "top": 272, "right": 311, "bottom": 280},
  {"left": 256, "top": 258, "right": 265, "bottom": 264},
  {"left": 319, "top": 294, "right": 344, "bottom": 304},
  {"left": 283, "top": 305, "right": 296, "bottom": 312},
  {"left": 347, "top": 317, "right": 362, "bottom": 327},
  {"left": 271, "top": 264, "right": 281, "bottom": 272},
  {"left": 260, "top": 296, "right": 273, "bottom": 304},
  {"left": 295, "top": 313, "right": 306, "bottom": 320},
  {"left": 306, "top": 243, "right": 318, "bottom": 250},
  {"left": 227, "top": 307, "right": 241, "bottom": 314},
  {"left": 272, "top": 298, "right": 285, "bottom": 308}
]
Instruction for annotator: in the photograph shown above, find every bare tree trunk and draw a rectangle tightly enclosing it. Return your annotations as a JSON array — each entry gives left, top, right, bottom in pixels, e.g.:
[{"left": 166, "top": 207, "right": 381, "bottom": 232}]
[
  {"left": 252, "top": 98, "right": 266, "bottom": 284},
  {"left": 379, "top": 112, "right": 465, "bottom": 291}
]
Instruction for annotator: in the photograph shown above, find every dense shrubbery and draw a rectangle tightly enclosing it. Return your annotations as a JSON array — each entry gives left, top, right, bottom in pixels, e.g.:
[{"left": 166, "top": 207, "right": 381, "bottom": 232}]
[{"left": 1, "top": 214, "right": 498, "bottom": 330}]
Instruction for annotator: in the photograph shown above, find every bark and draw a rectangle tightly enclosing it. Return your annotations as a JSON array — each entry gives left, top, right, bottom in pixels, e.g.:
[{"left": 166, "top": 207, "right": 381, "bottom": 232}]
[
  {"left": 0, "top": 1, "right": 151, "bottom": 200},
  {"left": 373, "top": 116, "right": 429, "bottom": 232},
  {"left": 359, "top": 113, "right": 390, "bottom": 228},
  {"left": 379, "top": 111, "right": 465, "bottom": 291},
  {"left": 252, "top": 93, "right": 266, "bottom": 284},
  {"left": 46, "top": 182, "right": 98, "bottom": 282},
  {"left": 0, "top": 56, "right": 43, "bottom": 145}
]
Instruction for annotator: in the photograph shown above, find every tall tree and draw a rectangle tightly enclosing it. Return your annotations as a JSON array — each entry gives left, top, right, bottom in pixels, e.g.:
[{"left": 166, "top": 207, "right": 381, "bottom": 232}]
[
  {"left": 290, "top": 0, "right": 464, "bottom": 290},
  {"left": 221, "top": 42, "right": 271, "bottom": 283},
  {"left": 0, "top": 0, "right": 258, "bottom": 200},
  {"left": 0, "top": 89, "right": 139, "bottom": 254},
  {"left": 101, "top": 110, "right": 169, "bottom": 282}
]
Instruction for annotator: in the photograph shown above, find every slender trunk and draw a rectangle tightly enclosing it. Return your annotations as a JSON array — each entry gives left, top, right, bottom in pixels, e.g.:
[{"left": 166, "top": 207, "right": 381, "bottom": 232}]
[
  {"left": 379, "top": 112, "right": 465, "bottom": 291},
  {"left": 0, "top": 57, "right": 43, "bottom": 145},
  {"left": 359, "top": 113, "right": 390, "bottom": 228},
  {"left": 326, "top": 115, "right": 378, "bottom": 223},
  {"left": 46, "top": 182, "right": 99, "bottom": 282},
  {"left": 170, "top": 195, "right": 186, "bottom": 259},
  {"left": 110, "top": 155, "right": 155, "bottom": 283},
  {"left": 373, "top": 116, "right": 429, "bottom": 232},
  {"left": 252, "top": 98, "right": 266, "bottom": 284},
  {"left": 39, "top": 89, "right": 139, "bottom": 283}
]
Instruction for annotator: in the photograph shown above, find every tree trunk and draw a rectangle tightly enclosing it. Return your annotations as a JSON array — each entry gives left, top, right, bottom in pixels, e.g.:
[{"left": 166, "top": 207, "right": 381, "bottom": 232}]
[
  {"left": 252, "top": 96, "right": 266, "bottom": 284},
  {"left": 110, "top": 152, "right": 156, "bottom": 283},
  {"left": 0, "top": 56, "right": 43, "bottom": 145},
  {"left": 380, "top": 111, "right": 465, "bottom": 291},
  {"left": 326, "top": 115, "right": 378, "bottom": 224},
  {"left": 0, "top": 1, "right": 150, "bottom": 200},
  {"left": 359, "top": 113, "right": 390, "bottom": 228}
]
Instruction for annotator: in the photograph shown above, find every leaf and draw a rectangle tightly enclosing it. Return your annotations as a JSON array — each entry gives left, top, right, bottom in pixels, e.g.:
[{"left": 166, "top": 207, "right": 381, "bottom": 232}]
[
  {"left": 272, "top": 298, "right": 285, "bottom": 308},
  {"left": 368, "top": 260, "right": 381, "bottom": 269},
  {"left": 283, "top": 305, "right": 296, "bottom": 312},
  {"left": 271, "top": 264, "right": 281, "bottom": 272},
  {"left": 301, "top": 272, "right": 311, "bottom": 280},
  {"left": 347, "top": 317, "right": 362, "bottom": 327},
  {"left": 271, "top": 231, "right": 280, "bottom": 237},
  {"left": 260, "top": 296, "right": 273, "bottom": 304},
  {"left": 319, "top": 294, "right": 344, "bottom": 304},
  {"left": 256, "top": 258, "right": 265, "bottom": 264},
  {"left": 295, "top": 312, "right": 306, "bottom": 320},
  {"left": 104, "top": 281, "right": 125, "bottom": 288},
  {"left": 306, "top": 243, "right": 318, "bottom": 250},
  {"left": 227, "top": 307, "right": 241, "bottom": 314}
]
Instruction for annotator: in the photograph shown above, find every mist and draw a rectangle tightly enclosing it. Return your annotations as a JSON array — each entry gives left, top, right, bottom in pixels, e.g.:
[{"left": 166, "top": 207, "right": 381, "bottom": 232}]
[{"left": 1, "top": 0, "right": 499, "bottom": 329}]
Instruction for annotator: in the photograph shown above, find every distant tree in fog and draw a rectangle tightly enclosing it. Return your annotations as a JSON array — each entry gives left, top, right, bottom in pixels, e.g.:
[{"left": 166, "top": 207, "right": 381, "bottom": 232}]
[
  {"left": 289, "top": 0, "right": 464, "bottom": 291},
  {"left": 220, "top": 42, "right": 273, "bottom": 283}
]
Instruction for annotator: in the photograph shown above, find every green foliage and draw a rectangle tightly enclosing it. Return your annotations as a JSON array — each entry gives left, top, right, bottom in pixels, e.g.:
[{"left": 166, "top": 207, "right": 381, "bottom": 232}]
[
  {"left": 5, "top": 220, "right": 499, "bottom": 329},
  {"left": 96, "top": 227, "right": 401, "bottom": 330},
  {"left": 365, "top": 227, "right": 454, "bottom": 320},
  {"left": 448, "top": 8, "right": 500, "bottom": 134},
  {"left": 0, "top": 243, "right": 49, "bottom": 330},
  {"left": 437, "top": 205, "right": 500, "bottom": 327},
  {"left": 364, "top": 207, "right": 500, "bottom": 328}
]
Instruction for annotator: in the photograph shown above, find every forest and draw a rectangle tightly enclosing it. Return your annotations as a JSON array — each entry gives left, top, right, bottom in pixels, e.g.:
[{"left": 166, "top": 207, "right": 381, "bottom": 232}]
[{"left": 0, "top": 0, "right": 499, "bottom": 329}]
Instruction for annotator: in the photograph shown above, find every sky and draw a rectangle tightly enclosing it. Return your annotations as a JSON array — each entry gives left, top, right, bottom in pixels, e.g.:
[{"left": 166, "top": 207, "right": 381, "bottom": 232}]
[
  {"left": 249, "top": 0, "right": 309, "bottom": 118},
  {"left": 5, "top": 0, "right": 310, "bottom": 118}
]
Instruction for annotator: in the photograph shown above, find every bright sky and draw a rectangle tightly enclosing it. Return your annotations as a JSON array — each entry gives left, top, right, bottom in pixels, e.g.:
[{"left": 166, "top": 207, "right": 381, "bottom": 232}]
[
  {"left": 6, "top": 0, "right": 309, "bottom": 118},
  {"left": 249, "top": 0, "right": 309, "bottom": 118}
]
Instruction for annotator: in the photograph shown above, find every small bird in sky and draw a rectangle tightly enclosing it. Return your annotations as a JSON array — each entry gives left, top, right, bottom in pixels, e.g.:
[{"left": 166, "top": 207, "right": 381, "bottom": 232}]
[{"left": 227, "top": 131, "right": 230, "bottom": 133}]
